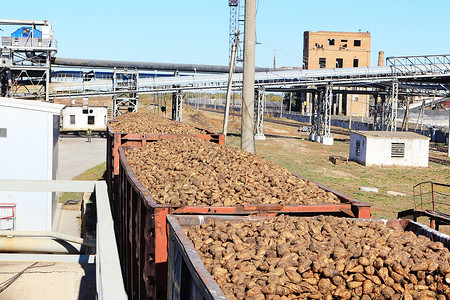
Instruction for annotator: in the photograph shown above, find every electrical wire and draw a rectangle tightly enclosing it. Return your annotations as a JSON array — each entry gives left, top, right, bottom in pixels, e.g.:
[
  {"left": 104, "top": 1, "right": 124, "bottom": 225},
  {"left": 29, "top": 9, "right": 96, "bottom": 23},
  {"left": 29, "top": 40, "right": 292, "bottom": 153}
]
[{"left": 0, "top": 262, "right": 55, "bottom": 293}]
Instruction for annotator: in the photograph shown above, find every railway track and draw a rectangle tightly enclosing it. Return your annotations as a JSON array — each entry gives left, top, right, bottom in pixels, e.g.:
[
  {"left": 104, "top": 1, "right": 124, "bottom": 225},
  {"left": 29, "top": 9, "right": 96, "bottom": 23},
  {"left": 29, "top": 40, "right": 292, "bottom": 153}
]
[
  {"left": 263, "top": 117, "right": 351, "bottom": 136},
  {"left": 429, "top": 155, "right": 450, "bottom": 166}
]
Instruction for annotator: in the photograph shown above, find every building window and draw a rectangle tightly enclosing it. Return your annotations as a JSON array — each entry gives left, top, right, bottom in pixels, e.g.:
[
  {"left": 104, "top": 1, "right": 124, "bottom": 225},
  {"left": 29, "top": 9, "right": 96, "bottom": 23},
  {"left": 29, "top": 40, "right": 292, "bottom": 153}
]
[
  {"left": 70, "top": 115, "right": 76, "bottom": 125},
  {"left": 0, "top": 128, "right": 6, "bottom": 138},
  {"left": 353, "top": 59, "right": 359, "bottom": 67},
  {"left": 328, "top": 39, "right": 335, "bottom": 46},
  {"left": 356, "top": 140, "right": 361, "bottom": 156},
  {"left": 88, "top": 116, "right": 95, "bottom": 125},
  {"left": 341, "top": 39, "right": 348, "bottom": 42},
  {"left": 391, "top": 143, "right": 405, "bottom": 158},
  {"left": 354, "top": 40, "right": 361, "bottom": 47},
  {"left": 319, "top": 58, "right": 326, "bottom": 68},
  {"left": 336, "top": 58, "right": 343, "bottom": 68}
]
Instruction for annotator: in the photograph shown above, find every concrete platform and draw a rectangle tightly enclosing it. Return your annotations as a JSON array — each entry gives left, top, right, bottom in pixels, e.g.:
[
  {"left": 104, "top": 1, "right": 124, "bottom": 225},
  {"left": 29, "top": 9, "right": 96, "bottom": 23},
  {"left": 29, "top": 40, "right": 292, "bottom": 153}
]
[
  {"left": 58, "top": 137, "right": 106, "bottom": 180},
  {"left": 0, "top": 262, "right": 95, "bottom": 300}
]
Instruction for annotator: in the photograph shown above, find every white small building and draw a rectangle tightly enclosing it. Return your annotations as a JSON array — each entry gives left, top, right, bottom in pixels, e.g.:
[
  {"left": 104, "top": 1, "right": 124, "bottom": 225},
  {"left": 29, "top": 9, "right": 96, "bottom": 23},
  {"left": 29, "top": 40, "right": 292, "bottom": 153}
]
[
  {"left": 349, "top": 131, "right": 430, "bottom": 167},
  {"left": 62, "top": 106, "right": 108, "bottom": 131},
  {"left": 0, "top": 98, "right": 65, "bottom": 231}
]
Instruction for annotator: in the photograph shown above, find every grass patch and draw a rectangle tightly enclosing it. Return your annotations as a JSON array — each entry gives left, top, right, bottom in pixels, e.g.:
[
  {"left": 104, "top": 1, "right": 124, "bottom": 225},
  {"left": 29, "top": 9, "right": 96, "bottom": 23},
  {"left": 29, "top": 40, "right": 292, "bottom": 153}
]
[
  {"left": 256, "top": 138, "right": 450, "bottom": 220},
  {"left": 59, "top": 162, "right": 106, "bottom": 205}
]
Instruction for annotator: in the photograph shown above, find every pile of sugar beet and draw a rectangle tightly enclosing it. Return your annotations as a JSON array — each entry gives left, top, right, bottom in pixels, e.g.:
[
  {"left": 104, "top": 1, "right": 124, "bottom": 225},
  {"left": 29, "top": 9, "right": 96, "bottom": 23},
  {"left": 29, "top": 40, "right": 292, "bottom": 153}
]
[
  {"left": 186, "top": 215, "right": 450, "bottom": 300},
  {"left": 110, "top": 112, "right": 205, "bottom": 134},
  {"left": 125, "top": 136, "right": 340, "bottom": 206}
]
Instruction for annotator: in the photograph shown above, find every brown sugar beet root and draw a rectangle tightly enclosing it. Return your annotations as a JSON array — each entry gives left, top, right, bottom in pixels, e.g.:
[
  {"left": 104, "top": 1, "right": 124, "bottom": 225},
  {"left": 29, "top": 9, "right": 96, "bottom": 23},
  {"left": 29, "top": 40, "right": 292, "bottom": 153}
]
[
  {"left": 110, "top": 112, "right": 206, "bottom": 134},
  {"left": 125, "top": 136, "right": 340, "bottom": 206},
  {"left": 186, "top": 215, "right": 450, "bottom": 299}
]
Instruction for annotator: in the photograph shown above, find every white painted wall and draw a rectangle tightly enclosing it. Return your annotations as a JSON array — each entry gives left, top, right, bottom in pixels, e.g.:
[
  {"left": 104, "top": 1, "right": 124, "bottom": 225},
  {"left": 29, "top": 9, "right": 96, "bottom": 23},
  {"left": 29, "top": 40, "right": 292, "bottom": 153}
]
[
  {"left": 0, "top": 99, "right": 64, "bottom": 231},
  {"left": 62, "top": 106, "right": 107, "bottom": 131},
  {"left": 350, "top": 132, "right": 429, "bottom": 167}
]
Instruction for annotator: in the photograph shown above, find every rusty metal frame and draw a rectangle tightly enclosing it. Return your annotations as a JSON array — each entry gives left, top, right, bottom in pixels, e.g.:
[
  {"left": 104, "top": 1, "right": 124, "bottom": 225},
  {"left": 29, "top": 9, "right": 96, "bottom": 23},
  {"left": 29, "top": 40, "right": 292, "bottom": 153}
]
[{"left": 167, "top": 215, "right": 228, "bottom": 300}]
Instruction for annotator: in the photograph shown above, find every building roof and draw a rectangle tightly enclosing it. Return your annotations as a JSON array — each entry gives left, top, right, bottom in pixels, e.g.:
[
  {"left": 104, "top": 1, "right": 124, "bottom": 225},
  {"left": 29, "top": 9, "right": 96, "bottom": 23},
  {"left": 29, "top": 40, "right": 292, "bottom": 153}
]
[
  {"left": 304, "top": 30, "right": 371, "bottom": 37},
  {"left": 353, "top": 131, "right": 430, "bottom": 140},
  {"left": 0, "top": 97, "right": 65, "bottom": 114}
]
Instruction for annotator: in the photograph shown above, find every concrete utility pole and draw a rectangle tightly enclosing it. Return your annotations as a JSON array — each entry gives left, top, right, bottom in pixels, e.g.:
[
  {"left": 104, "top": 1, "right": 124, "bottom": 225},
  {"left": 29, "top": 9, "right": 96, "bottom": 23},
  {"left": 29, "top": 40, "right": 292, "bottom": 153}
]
[
  {"left": 241, "top": 0, "right": 256, "bottom": 153},
  {"left": 223, "top": 42, "right": 237, "bottom": 140}
]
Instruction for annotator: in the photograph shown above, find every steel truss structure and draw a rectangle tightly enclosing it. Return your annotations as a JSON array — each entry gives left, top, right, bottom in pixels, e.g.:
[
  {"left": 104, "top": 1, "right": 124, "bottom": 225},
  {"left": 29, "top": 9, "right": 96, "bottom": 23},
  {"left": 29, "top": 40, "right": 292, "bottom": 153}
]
[
  {"left": 48, "top": 55, "right": 450, "bottom": 99},
  {"left": 171, "top": 90, "right": 183, "bottom": 122},
  {"left": 229, "top": 0, "right": 245, "bottom": 64},
  {"left": 0, "top": 19, "right": 57, "bottom": 101},
  {"left": 387, "top": 55, "right": 450, "bottom": 75},
  {"left": 255, "top": 87, "right": 265, "bottom": 140},
  {"left": 388, "top": 81, "right": 399, "bottom": 131},
  {"left": 112, "top": 69, "right": 139, "bottom": 117},
  {"left": 310, "top": 84, "right": 333, "bottom": 137}
]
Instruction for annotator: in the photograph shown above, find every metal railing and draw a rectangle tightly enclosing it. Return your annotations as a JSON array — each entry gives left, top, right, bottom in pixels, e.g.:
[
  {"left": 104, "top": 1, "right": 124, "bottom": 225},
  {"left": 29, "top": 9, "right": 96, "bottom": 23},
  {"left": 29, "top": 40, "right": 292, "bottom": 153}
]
[
  {"left": 0, "top": 180, "right": 126, "bottom": 300},
  {"left": 413, "top": 181, "right": 450, "bottom": 213},
  {"left": 387, "top": 54, "right": 450, "bottom": 74},
  {"left": 2, "top": 37, "right": 54, "bottom": 48}
]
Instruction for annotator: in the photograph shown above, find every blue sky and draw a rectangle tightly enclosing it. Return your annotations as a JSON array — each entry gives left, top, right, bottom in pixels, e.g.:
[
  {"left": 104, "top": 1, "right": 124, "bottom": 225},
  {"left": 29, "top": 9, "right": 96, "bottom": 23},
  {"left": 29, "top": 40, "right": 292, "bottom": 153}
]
[{"left": 2, "top": 0, "right": 449, "bottom": 69}]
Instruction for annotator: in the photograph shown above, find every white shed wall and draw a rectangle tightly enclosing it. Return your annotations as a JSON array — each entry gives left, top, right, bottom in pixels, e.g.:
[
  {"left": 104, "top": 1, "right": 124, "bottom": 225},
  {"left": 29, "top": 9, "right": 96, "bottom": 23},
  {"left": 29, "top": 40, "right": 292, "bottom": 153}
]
[
  {"left": 0, "top": 103, "right": 61, "bottom": 231},
  {"left": 0, "top": 106, "right": 51, "bottom": 180},
  {"left": 62, "top": 107, "right": 107, "bottom": 131},
  {"left": 349, "top": 133, "right": 367, "bottom": 165},
  {"left": 349, "top": 132, "right": 429, "bottom": 167}
]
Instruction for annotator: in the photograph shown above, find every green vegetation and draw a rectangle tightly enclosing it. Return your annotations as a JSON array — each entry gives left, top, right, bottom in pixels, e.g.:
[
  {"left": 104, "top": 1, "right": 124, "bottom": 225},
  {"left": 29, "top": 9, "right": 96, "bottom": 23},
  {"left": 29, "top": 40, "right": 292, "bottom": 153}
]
[
  {"left": 255, "top": 138, "right": 450, "bottom": 220},
  {"left": 59, "top": 162, "right": 106, "bottom": 204}
]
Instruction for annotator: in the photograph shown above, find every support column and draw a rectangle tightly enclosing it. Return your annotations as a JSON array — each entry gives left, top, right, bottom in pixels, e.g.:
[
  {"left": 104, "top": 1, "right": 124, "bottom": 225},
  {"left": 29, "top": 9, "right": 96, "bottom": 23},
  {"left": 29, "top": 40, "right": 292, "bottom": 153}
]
[
  {"left": 323, "top": 83, "right": 334, "bottom": 145},
  {"left": 324, "top": 83, "right": 332, "bottom": 138},
  {"left": 338, "top": 93, "right": 342, "bottom": 115},
  {"left": 388, "top": 80, "right": 398, "bottom": 131},
  {"left": 289, "top": 93, "right": 292, "bottom": 114},
  {"left": 45, "top": 55, "right": 50, "bottom": 102},
  {"left": 310, "top": 91, "right": 320, "bottom": 138},
  {"left": 223, "top": 42, "right": 237, "bottom": 140},
  {"left": 241, "top": 0, "right": 257, "bottom": 153},
  {"left": 171, "top": 90, "right": 183, "bottom": 122},
  {"left": 255, "top": 87, "right": 266, "bottom": 140}
]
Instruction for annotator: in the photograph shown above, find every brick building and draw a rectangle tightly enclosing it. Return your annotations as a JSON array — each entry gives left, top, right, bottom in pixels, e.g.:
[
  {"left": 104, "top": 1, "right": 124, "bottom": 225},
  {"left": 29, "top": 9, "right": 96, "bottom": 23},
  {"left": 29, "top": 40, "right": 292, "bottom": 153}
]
[
  {"left": 299, "top": 31, "right": 371, "bottom": 118},
  {"left": 303, "top": 31, "right": 371, "bottom": 69}
]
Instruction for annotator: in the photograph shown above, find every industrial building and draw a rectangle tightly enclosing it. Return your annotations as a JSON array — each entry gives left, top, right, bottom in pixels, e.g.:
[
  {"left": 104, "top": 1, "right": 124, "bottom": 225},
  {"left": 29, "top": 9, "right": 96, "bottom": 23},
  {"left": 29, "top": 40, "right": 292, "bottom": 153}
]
[
  {"left": 0, "top": 20, "right": 56, "bottom": 102},
  {"left": 0, "top": 98, "right": 65, "bottom": 231},
  {"left": 299, "top": 31, "right": 372, "bottom": 120},
  {"left": 303, "top": 31, "right": 371, "bottom": 70},
  {"left": 349, "top": 131, "right": 430, "bottom": 167}
]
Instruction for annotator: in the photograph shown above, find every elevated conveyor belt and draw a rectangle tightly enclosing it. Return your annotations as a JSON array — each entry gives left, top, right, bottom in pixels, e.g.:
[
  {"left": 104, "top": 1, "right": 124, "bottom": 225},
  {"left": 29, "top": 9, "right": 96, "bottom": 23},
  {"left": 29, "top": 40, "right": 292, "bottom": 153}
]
[{"left": 50, "top": 55, "right": 450, "bottom": 97}]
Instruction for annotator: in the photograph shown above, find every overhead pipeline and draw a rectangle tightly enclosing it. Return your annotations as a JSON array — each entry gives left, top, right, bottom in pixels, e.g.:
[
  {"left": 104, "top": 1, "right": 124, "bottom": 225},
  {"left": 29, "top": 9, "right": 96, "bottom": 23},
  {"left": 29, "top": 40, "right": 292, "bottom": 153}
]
[{"left": 52, "top": 57, "right": 273, "bottom": 74}]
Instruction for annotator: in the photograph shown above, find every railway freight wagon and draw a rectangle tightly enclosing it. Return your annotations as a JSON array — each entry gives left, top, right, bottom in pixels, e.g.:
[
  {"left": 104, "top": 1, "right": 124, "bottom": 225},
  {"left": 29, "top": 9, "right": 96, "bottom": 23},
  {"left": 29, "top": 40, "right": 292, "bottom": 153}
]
[
  {"left": 167, "top": 214, "right": 450, "bottom": 300},
  {"left": 105, "top": 112, "right": 224, "bottom": 216},
  {"left": 115, "top": 136, "right": 371, "bottom": 299}
]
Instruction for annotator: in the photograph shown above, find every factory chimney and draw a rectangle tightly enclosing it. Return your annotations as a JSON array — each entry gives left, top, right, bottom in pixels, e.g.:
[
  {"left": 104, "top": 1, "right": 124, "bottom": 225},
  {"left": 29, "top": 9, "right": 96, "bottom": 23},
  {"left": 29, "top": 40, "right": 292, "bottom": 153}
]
[{"left": 378, "top": 51, "right": 385, "bottom": 66}]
